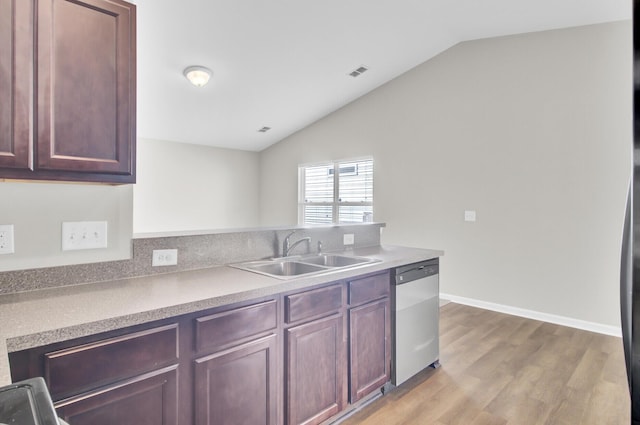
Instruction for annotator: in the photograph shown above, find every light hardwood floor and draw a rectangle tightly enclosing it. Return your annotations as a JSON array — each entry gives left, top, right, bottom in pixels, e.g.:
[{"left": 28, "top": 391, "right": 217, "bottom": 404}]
[{"left": 342, "top": 303, "right": 630, "bottom": 425}]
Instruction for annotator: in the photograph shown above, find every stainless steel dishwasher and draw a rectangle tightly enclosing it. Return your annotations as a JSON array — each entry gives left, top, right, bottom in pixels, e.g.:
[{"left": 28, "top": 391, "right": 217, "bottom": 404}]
[{"left": 392, "top": 258, "right": 440, "bottom": 386}]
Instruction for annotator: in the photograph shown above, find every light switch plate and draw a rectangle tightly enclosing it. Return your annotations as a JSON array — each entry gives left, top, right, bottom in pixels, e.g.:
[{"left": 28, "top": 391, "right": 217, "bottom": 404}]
[
  {"left": 0, "top": 225, "right": 15, "bottom": 254},
  {"left": 62, "top": 221, "right": 108, "bottom": 251},
  {"left": 343, "top": 233, "right": 355, "bottom": 245},
  {"left": 152, "top": 249, "right": 178, "bottom": 266},
  {"left": 464, "top": 210, "right": 477, "bottom": 222}
]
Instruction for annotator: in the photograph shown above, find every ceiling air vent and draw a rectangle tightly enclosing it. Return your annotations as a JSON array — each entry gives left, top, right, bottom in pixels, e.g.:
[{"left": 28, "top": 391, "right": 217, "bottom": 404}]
[
  {"left": 258, "top": 126, "right": 271, "bottom": 133},
  {"left": 349, "top": 66, "right": 369, "bottom": 77}
]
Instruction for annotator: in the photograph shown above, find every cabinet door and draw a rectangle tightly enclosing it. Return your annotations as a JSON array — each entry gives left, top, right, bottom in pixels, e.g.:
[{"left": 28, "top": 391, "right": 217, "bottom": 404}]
[
  {"left": 0, "top": 0, "right": 32, "bottom": 170},
  {"left": 285, "top": 314, "right": 346, "bottom": 425},
  {"left": 55, "top": 366, "right": 178, "bottom": 425},
  {"left": 349, "top": 298, "right": 390, "bottom": 402},
  {"left": 194, "top": 334, "right": 278, "bottom": 425},
  {"left": 36, "top": 0, "right": 135, "bottom": 180}
]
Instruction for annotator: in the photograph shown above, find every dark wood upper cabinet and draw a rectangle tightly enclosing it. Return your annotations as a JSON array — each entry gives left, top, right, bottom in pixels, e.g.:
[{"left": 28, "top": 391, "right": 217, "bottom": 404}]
[
  {"left": 0, "top": 0, "right": 32, "bottom": 170},
  {"left": 0, "top": 0, "right": 136, "bottom": 183}
]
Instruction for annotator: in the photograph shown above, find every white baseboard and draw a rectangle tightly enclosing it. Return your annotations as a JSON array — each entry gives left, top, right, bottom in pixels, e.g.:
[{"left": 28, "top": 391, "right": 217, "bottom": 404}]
[{"left": 440, "top": 293, "right": 622, "bottom": 337}]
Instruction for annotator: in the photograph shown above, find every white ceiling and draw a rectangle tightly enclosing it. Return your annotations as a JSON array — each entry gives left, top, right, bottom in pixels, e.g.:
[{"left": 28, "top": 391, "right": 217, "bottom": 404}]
[{"left": 134, "top": 0, "right": 630, "bottom": 152}]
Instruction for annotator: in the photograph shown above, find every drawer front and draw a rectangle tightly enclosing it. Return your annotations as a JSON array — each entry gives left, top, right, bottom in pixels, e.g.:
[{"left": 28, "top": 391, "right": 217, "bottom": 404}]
[
  {"left": 55, "top": 366, "right": 179, "bottom": 425},
  {"left": 348, "top": 271, "right": 390, "bottom": 306},
  {"left": 195, "top": 300, "right": 277, "bottom": 352},
  {"left": 45, "top": 324, "right": 178, "bottom": 400},
  {"left": 285, "top": 284, "right": 343, "bottom": 324}
]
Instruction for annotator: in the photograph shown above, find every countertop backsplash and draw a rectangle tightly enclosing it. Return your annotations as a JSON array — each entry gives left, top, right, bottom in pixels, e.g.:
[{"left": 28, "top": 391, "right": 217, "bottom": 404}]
[{"left": 0, "top": 223, "right": 384, "bottom": 295}]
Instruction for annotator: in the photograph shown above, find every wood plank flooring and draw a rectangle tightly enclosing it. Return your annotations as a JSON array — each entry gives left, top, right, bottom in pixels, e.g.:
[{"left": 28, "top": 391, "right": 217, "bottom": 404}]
[{"left": 341, "top": 303, "right": 630, "bottom": 425}]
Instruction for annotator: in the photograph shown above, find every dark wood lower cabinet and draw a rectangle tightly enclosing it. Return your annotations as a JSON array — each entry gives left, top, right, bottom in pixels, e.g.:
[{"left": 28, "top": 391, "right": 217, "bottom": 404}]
[
  {"left": 55, "top": 366, "right": 178, "bottom": 425},
  {"left": 44, "top": 324, "right": 179, "bottom": 401},
  {"left": 9, "top": 272, "right": 396, "bottom": 425},
  {"left": 348, "top": 298, "right": 390, "bottom": 403},
  {"left": 194, "top": 334, "right": 277, "bottom": 425},
  {"left": 8, "top": 300, "right": 279, "bottom": 425},
  {"left": 285, "top": 314, "right": 346, "bottom": 425}
]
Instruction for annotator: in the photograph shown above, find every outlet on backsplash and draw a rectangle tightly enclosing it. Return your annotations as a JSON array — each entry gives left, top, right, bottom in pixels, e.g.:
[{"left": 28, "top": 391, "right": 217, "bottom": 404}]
[
  {"left": 152, "top": 249, "right": 178, "bottom": 266},
  {"left": 343, "top": 234, "right": 355, "bottom": 245},
  {"left": 0, "top": 225, "right": 15, "bottom": 255}
]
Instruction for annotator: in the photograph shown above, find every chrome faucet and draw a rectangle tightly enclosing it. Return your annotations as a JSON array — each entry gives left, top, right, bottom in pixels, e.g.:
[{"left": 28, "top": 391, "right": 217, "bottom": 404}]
[{"left": 283, "top": 231, "right": 311, "bottom": 257}]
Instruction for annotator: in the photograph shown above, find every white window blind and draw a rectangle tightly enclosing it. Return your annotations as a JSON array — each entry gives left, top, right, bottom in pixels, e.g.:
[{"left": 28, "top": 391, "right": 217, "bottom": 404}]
[{"left": 299, "top": 158, "right": 373, "bottom": 224}]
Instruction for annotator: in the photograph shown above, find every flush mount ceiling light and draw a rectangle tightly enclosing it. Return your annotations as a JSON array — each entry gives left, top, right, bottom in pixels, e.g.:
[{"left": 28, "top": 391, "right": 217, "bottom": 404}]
[{"left": 183, "top": 66, "right": 212, "bottom": 87}]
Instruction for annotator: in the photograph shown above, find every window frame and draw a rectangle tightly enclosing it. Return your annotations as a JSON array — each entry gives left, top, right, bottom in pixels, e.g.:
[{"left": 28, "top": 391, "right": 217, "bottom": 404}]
[{"left": 298, "top": 157, "right": 374, "bottom": 225}]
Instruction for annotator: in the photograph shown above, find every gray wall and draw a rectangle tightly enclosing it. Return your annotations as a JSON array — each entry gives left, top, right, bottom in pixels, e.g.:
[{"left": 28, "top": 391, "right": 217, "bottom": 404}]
[
  {"left": 0, "top": 183, "right": 132, "bottom": 272},
  {"left": 259, "top": 22, "right": 632, "bottom": 329},
  {"left": 0, "top": 138, "right": 261, "bottom": 273},
  {"left": 133, "top": 139, "right": 260, "bottom": 233}
]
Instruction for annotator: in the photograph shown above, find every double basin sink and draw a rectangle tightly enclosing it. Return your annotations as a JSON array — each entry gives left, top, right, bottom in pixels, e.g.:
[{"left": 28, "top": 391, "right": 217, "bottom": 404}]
[{"left": 231, "top": 253, "right": 380, "bottom": 279}]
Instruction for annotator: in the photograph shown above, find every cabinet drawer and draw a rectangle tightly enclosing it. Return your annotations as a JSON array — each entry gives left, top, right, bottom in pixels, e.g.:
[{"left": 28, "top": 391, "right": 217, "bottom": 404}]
[
  {"left": 56, "top": 365, "right": 178, "bottom": 425},
  {"left": 285, "top": 284, "right": 343, "bottom": 324},
  {"left": 348, "top": 271, "right": 390, "bottom": 306},
  {"left": 195, "top": 300, "right": 277, "bottom": 352},
  {"left": 45, "top": 324, "right": 178, "bottom": 400}
]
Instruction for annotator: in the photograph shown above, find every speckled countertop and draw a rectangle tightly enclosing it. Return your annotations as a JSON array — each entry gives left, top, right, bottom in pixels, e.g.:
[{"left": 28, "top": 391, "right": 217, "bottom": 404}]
[{"left": 0, "top": 245, "right": 443, "bottom": 386}]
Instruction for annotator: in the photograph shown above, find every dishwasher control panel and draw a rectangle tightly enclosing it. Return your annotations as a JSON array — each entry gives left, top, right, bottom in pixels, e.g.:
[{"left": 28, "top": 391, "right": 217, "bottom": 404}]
[{"left": 395, "top": 258, "right": 439, "bottom": 284}]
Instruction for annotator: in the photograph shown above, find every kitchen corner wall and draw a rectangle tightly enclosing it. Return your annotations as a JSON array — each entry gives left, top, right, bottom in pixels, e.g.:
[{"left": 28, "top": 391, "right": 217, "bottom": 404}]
[
  {"left": 133, "top": 138, "right": 261, "bottom": 233},
  {"left": 259, "top": 21, "right": 632, "bottom": 329},
  {"left": 0, "top": 182, "right": 132, "bottom": 272},
  {"left": 0, "top": 138, "right": 260, "bottom": 273}
]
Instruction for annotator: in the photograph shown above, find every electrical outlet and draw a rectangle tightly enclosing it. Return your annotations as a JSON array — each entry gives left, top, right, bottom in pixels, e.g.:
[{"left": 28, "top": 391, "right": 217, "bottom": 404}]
[
  {"left": 0, "top": 225, "right": 15, "bottom": 254},
  {"left": 464, "top": 210, "right": 477, "bottom": 222},
  {"left": 152, "top": 249, "right": 178, "bottom": 266},
  {"left": 62, "top": 221, "right": 108, "bottom": 251},
  {"left": 343, "top": 233, "right": 355, "bottom": 245}
]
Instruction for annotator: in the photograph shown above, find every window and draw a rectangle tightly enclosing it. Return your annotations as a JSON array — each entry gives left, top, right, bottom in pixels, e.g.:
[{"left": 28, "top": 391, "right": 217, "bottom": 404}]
[{"left": 299, "top": 158, "right": 373, "bottom": 224}]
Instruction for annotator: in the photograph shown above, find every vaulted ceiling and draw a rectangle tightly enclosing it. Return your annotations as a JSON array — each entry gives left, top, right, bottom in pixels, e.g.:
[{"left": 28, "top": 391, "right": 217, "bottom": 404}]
[{"left": 133, "top": 0, "right": 630, "bottom": 151}]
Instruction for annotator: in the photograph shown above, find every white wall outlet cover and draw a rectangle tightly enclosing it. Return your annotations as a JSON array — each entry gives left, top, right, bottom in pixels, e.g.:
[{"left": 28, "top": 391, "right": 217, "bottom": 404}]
[
  {"left": 464, "top": 210, "right": 477, "bottom": 222},
  {"left": 0, "top": 224, "right": 15, "bottom": 254},
  {"left": 343, "top": 233, "right": 355, "bottom": 245},
  {"left": 62, "top": 221, "right": 108, "bottom": 251},
  {"left": 152, "top": 249, "right": 178, "bottom": 266}
]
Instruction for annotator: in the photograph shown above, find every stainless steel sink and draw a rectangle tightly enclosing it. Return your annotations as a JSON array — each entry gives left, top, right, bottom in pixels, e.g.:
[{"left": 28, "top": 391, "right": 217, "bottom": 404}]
[
  {"left": 297, "top": 254, "right": 374, "bottom": 268},
  {"left": 230, "top": 253, "right": 379, "bottom": 279},
  {"left": 241, "top": 260, "right": 327, "bottom": 277}
]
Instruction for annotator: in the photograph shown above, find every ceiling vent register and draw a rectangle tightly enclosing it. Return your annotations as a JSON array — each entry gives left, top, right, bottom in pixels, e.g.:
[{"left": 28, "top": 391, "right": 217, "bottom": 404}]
[{"left": 349, "top": 66, "right": 369, "bottom": 77}]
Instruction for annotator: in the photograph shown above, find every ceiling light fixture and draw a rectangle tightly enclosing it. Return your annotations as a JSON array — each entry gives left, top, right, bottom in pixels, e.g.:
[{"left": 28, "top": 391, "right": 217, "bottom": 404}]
[{"left": 183, "top": 66, "right": 212, "bottom": 87}]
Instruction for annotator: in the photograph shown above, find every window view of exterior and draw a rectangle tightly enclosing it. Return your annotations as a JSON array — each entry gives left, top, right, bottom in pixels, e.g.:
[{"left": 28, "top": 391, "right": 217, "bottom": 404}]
[{"left": 299, "top": 158, "right": 373, "bottom": 224}]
